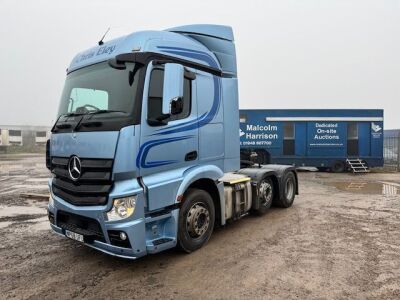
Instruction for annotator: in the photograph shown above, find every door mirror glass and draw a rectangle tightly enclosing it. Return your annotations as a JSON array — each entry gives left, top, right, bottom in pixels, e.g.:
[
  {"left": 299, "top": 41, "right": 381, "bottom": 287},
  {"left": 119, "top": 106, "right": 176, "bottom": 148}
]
[{"left": 162, "top": 63, "right": 184, "bottom": 115}]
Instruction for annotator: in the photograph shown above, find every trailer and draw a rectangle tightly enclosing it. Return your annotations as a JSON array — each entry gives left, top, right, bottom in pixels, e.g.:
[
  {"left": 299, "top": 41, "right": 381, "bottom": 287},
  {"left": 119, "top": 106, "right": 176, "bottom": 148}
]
[{"left": 239, "top": 109, "right": 384, "bottom": 172}]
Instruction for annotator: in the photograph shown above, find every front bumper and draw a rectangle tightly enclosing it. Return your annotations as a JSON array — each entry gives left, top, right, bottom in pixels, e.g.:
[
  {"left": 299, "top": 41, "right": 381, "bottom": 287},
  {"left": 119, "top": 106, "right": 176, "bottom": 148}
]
[
  {"left": 48, "top": 178, "right": 179, "bottom": 259},
  {"left": 49, "top": 222, "right": 144, "bottom": 259},
  {"left": 47, "top": 178, "right": 148, "bottom": 259}
]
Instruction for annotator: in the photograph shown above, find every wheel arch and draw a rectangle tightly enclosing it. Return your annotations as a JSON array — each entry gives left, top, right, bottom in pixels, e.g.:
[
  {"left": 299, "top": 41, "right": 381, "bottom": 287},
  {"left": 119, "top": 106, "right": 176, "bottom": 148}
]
[
  {"left": 185, "top": 178, "right": 222, "bottom": 226},
  {"left": 176, "top": 165, "right": 224, "bottom": 225}
]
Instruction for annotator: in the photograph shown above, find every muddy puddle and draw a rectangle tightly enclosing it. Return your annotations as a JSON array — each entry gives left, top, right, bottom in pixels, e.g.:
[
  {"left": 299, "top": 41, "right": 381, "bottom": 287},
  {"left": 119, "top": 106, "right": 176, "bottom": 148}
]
[
  {"left": 0, "top": 205, "right": 48, "bottom": 230},
  {"left": 326, "top": 181, "right": 400, "bottom": 195}
]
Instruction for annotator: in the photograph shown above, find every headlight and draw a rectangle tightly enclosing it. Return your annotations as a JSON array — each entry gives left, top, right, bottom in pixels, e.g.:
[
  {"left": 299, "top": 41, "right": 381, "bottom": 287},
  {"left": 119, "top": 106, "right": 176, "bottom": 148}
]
[{"left": 106, "top": 196, "right": 137, "bottom": 221}]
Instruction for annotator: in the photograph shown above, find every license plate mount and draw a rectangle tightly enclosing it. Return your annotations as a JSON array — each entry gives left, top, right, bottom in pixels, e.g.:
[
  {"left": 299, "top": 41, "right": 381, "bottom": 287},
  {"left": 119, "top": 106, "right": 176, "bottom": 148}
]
[{"left": 65, "top": 229, "right": 84, "bottom": 243}]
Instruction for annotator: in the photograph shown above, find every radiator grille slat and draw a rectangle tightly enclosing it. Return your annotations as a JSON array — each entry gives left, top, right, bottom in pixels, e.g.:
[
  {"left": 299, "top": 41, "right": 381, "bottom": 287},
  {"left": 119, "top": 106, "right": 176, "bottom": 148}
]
[{"left": 51, "top": 156, "right": 113, "bottom": 206}]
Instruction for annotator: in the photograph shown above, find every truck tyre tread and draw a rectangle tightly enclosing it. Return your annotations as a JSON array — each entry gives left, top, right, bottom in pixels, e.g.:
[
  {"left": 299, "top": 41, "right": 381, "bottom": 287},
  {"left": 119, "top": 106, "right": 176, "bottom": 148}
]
[
  {"left": 331, "top": 160, "right": 345, "bottom": 173},
  {"left": 178, "top": 188, "right": 215, "bottom": 253},
  {"left": 276, "top": 172, "right": 296, "bottom": 208}
]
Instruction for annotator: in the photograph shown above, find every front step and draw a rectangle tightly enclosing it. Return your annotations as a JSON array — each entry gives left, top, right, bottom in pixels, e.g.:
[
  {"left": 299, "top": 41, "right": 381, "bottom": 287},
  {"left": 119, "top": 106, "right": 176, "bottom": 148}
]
[
  {"left": 146, "top": 237, "right": 176, "bottom": 254},
  {"left": 346, "top": 158, "right": 369, "bottom": 173},
  {"left": 153, "top": 237, "right": 173, "bottom": 246}
]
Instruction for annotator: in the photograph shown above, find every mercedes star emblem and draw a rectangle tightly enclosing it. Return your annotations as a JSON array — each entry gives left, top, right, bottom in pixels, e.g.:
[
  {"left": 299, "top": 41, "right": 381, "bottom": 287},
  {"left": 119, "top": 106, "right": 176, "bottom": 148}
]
[{"left": 68, "top": 155, "right": 82, "bottom": 181}]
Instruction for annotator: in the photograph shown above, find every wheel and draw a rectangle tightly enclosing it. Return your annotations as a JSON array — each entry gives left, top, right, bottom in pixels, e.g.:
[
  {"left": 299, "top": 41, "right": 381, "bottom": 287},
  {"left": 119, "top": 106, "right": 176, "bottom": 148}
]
[
  {"left": 331, "top": 160, "right": 345, "bottom": 173},
  {"left": 178, "top": 189, "right": 215, "bottom": 253},
  {"left": 276, "top": 172, "right": 296, "bottom": 208},
  {"left": 253, "top": 177, "right": 274, "bottom": 215}
]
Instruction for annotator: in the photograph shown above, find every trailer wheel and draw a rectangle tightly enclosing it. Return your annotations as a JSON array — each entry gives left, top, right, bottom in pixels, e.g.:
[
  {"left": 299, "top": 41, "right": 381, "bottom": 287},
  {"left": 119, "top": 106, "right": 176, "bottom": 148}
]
[
  {"left": 178, "top": 189, "right": 215, "bottom": 253},
  {"left": 277, "top": 172, "right": 296, "bottom": 208},
  {"left": 253, "top": 177, "right": 274, "bottom": 215},
  {"left": 331, "top": 160, "right": 345, "bottom": 173}
]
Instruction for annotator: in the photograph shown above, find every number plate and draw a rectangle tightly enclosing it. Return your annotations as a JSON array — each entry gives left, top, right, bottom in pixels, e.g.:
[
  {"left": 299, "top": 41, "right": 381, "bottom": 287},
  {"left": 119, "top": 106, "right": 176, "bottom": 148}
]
[{"left": 65, "top": 230, "right": 84, "bottom": 243}]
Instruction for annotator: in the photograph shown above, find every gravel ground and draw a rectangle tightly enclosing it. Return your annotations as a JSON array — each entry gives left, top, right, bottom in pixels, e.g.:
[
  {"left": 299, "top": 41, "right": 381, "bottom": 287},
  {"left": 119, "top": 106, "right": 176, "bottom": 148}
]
[{"left": 1, "top": 154, "right": 400, "bottom": 299}]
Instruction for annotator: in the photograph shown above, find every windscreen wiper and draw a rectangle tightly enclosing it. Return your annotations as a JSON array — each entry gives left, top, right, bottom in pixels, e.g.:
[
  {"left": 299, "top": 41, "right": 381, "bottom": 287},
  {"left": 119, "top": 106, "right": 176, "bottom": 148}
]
[
  {"left": 75, "top": 110, "right": 126, "bottom": 130},
  {"left": 51, "top": 112, "right": 85, "bottom": 132},
  {"left": 88, "top": 109, "right": 126, "bottom": 115}
]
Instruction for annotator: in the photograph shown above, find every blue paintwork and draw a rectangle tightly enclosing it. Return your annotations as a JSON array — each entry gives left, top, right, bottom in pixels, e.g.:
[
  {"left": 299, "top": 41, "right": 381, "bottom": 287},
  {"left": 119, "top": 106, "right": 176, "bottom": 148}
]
[
  {"left": 136, "top": 136, "right": 194, "bottom": 168},
  {"left": 112, "top": 125, "right": 139, "bottom": 179},
  {"left": 157, "top": 46, "right": 220, "bottom": 69},
  {"left": 240, "top": 109, "right": 384, "bottom": 168},
  {"left": 50, "top": 24, "right": 240, "bottom": 258},
  {"left": 51, "top": 131, "right": 119, "bottom": 159},
  {"left": 166, "top": 25, "right": 237, "bottom": 76}
]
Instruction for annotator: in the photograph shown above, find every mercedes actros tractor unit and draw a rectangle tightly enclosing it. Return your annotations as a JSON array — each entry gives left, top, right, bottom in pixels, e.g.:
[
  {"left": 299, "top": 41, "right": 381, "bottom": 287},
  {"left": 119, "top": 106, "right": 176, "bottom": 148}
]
[{"left": 47, "top": 24, "right": 298, "bottom": 259}]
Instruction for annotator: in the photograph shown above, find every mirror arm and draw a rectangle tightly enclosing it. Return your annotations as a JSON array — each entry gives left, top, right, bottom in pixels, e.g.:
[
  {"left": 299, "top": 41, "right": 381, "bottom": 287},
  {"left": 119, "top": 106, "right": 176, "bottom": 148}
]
[
  {"left": 157, "top": 113, "right": 171, "bottom": 121},
  {"left": 148, "top": 118, "right": 168, "bottom": 126}
]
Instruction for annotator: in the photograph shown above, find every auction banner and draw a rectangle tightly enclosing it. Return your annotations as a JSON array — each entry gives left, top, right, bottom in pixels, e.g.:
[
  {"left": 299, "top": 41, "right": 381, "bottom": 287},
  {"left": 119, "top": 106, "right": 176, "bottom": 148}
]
[{"left": 307, "top": 122, "right": 346, "bottom": 148}]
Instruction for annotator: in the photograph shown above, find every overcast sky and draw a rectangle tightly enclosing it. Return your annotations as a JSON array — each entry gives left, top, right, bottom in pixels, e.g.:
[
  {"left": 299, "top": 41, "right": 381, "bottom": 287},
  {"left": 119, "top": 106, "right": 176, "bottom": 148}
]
[{"left": 0, "top": 0, "right": 399, "bottom": 129}]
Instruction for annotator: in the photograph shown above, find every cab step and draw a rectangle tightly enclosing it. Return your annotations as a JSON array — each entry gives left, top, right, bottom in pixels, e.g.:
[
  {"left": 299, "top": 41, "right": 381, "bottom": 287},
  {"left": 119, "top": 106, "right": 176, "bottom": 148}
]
[
  {"left": 153, "top": 237, "right": 173, "bottom": 246},
  {"left": 146, "top": 237, "right": 176, "bottom": 254}
]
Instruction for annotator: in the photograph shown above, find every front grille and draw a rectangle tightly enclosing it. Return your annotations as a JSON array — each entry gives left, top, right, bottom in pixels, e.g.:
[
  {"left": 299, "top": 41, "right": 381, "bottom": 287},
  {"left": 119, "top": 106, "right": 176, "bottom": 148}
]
[
  {"left": 57, "top": 210, "right": 105, "bottom": 243},
  {"left": 51, "top": 156, "right": 113, "bottom": 206}
]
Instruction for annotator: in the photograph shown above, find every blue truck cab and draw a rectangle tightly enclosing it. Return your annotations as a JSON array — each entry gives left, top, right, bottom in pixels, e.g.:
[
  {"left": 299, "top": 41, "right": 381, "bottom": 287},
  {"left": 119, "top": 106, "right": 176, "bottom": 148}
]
[{"left": 47, "top": 25, "right": 298, "bottom": 259}]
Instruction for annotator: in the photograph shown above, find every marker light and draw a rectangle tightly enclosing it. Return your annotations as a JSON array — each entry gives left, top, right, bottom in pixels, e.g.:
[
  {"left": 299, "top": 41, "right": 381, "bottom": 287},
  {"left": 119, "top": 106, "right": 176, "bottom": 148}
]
[{"left": 106, "top": 196, "right": 136, "bottom": 221}]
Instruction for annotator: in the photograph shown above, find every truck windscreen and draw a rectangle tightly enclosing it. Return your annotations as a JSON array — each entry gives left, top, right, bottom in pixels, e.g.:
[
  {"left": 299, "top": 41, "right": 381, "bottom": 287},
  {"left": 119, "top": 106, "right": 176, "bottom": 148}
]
[{"left": 57, "top": 62, "right": 140, "bottom": 119}]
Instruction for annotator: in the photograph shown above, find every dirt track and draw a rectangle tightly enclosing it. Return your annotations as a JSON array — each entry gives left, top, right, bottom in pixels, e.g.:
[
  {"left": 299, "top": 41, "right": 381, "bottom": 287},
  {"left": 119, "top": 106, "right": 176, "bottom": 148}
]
[{"left": 1, "top": 154, "right": 400, "bottom": 299}]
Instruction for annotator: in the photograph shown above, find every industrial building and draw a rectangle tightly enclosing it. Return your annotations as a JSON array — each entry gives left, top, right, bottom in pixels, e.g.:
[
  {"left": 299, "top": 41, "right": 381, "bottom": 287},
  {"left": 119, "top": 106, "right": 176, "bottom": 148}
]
[{"left": 0, "top": 125, "right": 50, "bottom": 151}]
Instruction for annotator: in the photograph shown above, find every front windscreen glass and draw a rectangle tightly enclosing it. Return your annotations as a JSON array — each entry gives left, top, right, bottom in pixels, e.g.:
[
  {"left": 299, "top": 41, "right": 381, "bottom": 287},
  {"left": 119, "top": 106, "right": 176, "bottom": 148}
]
[{"left": 57, "top": 62, "right": 140, "bottom": 118}]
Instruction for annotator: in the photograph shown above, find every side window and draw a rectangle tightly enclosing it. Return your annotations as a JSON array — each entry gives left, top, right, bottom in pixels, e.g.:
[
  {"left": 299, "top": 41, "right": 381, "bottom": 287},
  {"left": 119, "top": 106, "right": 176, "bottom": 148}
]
[
  {"left": 147, "top": 68, "right": 191, "bottom": 124},
  {"left": 283, "top": 122, "right": 295, "bottom": 155}
]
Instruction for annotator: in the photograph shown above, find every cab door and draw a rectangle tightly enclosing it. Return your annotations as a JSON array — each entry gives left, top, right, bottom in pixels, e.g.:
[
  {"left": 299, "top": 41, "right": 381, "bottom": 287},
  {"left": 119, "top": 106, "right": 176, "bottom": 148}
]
[
  {"left": 347, "top": 123, "right": 359, "bottom": 157},
  {"left": 138, "top": 63, "right": 198, "bottom": 210}
]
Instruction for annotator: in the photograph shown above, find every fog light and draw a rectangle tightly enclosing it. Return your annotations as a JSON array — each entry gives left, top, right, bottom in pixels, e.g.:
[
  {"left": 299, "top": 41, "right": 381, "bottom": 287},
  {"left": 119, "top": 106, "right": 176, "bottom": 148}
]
[
  {"left": 120, "top": 232, "right": 127, "bottom": 240},
  {"left": 106, "top": 196, "right": 137, "bottom": 221}
]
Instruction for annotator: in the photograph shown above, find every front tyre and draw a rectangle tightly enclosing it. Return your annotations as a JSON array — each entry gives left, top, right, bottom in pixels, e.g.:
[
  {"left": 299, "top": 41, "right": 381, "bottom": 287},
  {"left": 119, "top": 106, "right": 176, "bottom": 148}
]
[{"left": 178, "top": 188, "right": 215, "bottom": 253}]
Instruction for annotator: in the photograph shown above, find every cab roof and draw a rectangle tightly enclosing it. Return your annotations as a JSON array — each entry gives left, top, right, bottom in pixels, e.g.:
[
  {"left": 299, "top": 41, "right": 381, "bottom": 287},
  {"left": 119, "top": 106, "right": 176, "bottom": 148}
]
[{"left": 68, "top": 25, "right": 237, "bottom": 76}]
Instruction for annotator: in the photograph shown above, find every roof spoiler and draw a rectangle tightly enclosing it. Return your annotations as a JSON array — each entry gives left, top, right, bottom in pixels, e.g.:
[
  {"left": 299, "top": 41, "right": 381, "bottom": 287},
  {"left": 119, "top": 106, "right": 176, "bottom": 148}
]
[
  {"left": 166, "top": 24, "right": 234, "bottom": 41},
  {"left": 166, "top": 24, "right": 237, "bottom": 77}
]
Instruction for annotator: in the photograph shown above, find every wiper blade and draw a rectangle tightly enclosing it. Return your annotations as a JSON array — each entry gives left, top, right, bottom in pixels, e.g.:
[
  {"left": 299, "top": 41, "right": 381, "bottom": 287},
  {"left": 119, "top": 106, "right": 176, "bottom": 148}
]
[
  {"left": 88, "top": 109, "right": 126, "bottom": 115},
  {"left": 81, "top": 121, "right": 102, "bottom": 128},
  {"left": 55, "top": 123, "right": 72, "bottom": 129},
  {"left": 73, "top": 115, "right": 85, "bottom": 132},
  {"left": 51, "top": 112, "right": 85, "bottom": 132}
]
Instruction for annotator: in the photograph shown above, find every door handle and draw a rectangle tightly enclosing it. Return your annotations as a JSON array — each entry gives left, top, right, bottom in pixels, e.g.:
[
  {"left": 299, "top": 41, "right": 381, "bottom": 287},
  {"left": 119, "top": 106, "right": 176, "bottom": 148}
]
[{"left": 185, "top": 151, "right": 198, "bottom": 161}]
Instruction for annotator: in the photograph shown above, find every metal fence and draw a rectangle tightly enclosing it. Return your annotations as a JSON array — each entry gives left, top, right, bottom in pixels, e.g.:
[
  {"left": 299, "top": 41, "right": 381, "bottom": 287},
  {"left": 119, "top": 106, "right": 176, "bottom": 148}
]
[{"left": 384, "top": 135, "right": 400, "bottom": 171}]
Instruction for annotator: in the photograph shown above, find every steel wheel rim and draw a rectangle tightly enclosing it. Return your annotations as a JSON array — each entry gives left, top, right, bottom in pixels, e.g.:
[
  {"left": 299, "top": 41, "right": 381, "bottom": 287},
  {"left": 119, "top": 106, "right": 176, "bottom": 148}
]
[
  {"left": 186, "top": 202, "right": 210, "bottom": 238},
  {"left": 285, "top": 179, "right": 294, "bottom": 199},
  {"left": 259, "top": 180, "right": 273, "bottom": 207}
]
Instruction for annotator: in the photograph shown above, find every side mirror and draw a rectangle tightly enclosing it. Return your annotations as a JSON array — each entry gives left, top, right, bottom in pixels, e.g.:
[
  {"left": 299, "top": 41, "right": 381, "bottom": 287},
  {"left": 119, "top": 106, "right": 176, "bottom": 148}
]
[{"left": 162, "top": 63, "right": 184, "bottom": 115}]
